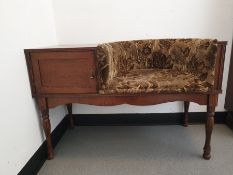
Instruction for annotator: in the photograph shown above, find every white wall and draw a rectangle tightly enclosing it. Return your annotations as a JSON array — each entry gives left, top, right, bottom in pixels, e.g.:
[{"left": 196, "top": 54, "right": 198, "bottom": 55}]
[
  {"left": 53, "top": 0, "right": 233, "bottom": 113},
  {"left": 0, "top": 1, "right": 65, "bottom": 174}
]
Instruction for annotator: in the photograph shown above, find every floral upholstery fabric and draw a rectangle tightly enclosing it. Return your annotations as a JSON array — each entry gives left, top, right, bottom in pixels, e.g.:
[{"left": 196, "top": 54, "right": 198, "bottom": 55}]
[
  {"left": 97, "top": 39, "right": 218, "bottom": 94},
  {"left": 98, "top": 69, "right": 210, "bottom": 94}
]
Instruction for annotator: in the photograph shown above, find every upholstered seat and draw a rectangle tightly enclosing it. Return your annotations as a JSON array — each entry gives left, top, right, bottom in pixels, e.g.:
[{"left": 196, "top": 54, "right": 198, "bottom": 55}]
[
  {"left": 99, "top": 69, "right": 211, "bottom": 94},
  {"left": 97, "top": 39, "right": 217, "bottom": 94}
]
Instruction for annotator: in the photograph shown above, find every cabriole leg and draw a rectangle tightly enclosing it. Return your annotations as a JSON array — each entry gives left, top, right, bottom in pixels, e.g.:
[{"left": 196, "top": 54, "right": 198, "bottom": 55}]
[
  {"left": 38, "top": 97, "right": 54, "bottom": 159},
  {"left": 67, "top": 104, "right": 74, "bottom": 128},
  {"left": 183, "top": 101, "right": 190, "bottom": 127},
  {"left": 203, "top": 105, "right": 215, "bottom": 160}
]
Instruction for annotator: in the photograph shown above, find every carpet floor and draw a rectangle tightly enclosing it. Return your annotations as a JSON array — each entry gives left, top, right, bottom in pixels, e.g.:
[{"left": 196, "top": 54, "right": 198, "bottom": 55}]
[{"left": 38, "top": 125, "right": 233, "bottom": 175}]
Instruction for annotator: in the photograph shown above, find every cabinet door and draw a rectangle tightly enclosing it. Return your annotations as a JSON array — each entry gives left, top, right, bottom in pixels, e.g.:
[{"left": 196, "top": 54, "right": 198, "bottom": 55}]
[{"left": 30, "top": 51, "right": 97, "bottom": 94}]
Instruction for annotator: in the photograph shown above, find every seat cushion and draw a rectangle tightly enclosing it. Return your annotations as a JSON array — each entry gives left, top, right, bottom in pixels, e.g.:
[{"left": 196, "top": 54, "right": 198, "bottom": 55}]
[{"left": 99, "top": 69, "right": 212, "bottom": 94}]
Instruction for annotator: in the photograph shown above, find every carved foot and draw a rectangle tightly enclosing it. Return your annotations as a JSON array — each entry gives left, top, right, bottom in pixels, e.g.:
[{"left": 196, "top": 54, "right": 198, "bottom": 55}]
[
  {"left": 67, "top": 104, "right": 74, "bottom": 128},
  {"left": 183, "top": 121, "right": 188, "bottom": 127},
  {"left": 48, "top": 152, "right": 54, "bottom": 160},
  {"left": 183, "top": 101, "right": 190, "bottom": 127},
  {"left": 203, "top": 138, "right": 211, "bottom": 160},
  {"left": 203, "top": 151, "right": 211, "bottom": 160},
  {"left": 203, "top": 106, "right": 215, "bottom": 160}
]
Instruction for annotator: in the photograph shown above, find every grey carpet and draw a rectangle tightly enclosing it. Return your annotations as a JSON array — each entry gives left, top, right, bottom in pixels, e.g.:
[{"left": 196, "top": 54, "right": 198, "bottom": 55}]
[{"left": 38, "top": 125, "right": 233, "bottom": 175}]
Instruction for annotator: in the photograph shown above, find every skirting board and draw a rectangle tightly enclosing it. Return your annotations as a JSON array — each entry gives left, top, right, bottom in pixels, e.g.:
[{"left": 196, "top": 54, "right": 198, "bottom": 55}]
[
  {"left": 226, "top": 112, "right": 233, "bottom": 130},
  {"left": 18, "top": 112, "right": 227, "bottom": 175},
  {"left": 18, "top": 116, "right": 68, "bottom": 175},
  {"left": 74, "top": 112, "right": 227, "bottom": 126}
]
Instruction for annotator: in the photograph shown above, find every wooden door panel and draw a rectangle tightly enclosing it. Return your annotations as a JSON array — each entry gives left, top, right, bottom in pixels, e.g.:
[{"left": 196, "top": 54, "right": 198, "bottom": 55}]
[{"left": 31, "top": 51, "right": 97, "bottom": 94}]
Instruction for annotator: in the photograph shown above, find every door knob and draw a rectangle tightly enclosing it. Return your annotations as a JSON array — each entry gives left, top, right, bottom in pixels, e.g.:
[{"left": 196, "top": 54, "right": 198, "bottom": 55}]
[{"left": 90, "top": 72, "right": 95, "bottom": 79}]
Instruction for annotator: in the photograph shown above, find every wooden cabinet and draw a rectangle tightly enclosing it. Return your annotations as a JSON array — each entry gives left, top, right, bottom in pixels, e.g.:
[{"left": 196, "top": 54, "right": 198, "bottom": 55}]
[{"left": 26, "top": 48, "right": 97, "bottom": 95}]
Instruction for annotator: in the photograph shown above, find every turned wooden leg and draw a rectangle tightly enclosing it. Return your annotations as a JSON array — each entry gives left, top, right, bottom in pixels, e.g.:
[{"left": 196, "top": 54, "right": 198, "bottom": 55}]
[
  {"left": 38, "top": 98, "right": 54, "bottom": 159},
  {"left": 203, "top": 105, "right": 215, "bottom": 160},
  {"left": 67, "top": 104, "right": 74, "bottom": 128},
  {"left": 183, "top": 101, "right": 190, "bottom": 127}
]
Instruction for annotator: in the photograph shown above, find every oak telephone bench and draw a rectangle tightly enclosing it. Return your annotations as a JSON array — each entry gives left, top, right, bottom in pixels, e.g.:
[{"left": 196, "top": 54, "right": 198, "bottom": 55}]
[{"left": 25, "top": 39, "right": 227, "bottom": 160}]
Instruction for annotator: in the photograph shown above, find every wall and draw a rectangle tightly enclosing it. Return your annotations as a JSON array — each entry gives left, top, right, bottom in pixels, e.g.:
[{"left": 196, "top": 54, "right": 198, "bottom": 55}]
[
  {"left": 53, "top": 0, "right": 233, "bottom": 113},
  {"left": 0, "top": 1, "right": 65, "bottom": 174}
]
